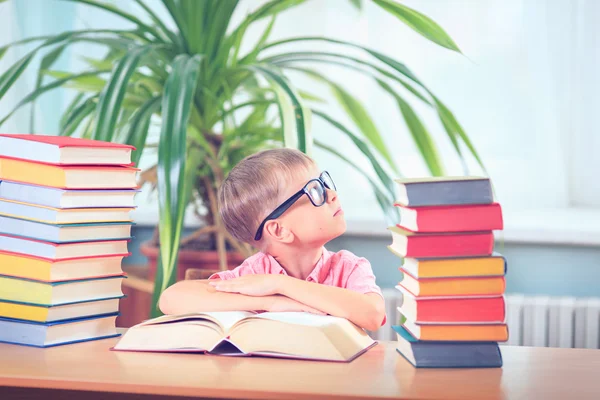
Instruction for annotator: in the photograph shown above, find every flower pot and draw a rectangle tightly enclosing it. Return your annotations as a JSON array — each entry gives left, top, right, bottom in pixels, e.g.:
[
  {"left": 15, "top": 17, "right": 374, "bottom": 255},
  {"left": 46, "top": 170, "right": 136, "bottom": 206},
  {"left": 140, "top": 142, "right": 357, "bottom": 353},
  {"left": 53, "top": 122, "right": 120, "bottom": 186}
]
[{"left": 139, "top": 240, "right": 246, "bottom": 282}]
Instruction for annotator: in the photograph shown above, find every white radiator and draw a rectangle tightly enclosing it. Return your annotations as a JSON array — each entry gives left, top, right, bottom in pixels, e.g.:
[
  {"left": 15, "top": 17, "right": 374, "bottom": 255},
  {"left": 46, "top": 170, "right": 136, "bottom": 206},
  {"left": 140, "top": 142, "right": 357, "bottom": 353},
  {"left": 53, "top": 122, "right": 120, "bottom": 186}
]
[{"left": 369, "top": 290, "right": 600, "bottom": 349}]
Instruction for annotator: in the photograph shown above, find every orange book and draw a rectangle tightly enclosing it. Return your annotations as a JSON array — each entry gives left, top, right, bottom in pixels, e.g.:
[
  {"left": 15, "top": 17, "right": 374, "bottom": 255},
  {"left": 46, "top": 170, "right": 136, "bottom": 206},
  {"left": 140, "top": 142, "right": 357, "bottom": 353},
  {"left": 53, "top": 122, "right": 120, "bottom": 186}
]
[
  {"left": 0, "top": 157, "right": 138, "bottom": 189},
  {"left": 400, "top": 315, "right": 508, "bottom": 342},
  {"left": 401, "top": 253, "right": 506, "bottom": 278},
  {"left": 399, "top": 268, "right": 506, "bottom": 296},
  {"left": 0, "top": 251, "right": 126, "bottom": 282}
]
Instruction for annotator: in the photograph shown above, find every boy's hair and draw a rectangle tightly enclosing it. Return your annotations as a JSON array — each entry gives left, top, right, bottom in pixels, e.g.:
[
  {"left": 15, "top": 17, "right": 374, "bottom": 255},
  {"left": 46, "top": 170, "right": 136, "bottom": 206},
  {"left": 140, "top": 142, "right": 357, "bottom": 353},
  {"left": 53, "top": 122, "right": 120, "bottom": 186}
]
[{"left": 218, "top": 148, "right": 316, "bottom": 245}]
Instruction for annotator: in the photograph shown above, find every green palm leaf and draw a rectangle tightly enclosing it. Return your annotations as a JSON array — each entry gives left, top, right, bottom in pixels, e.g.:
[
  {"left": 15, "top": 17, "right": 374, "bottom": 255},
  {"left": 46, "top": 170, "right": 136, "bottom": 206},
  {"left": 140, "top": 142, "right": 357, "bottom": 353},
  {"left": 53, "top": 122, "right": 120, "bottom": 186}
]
[
  {"left": 30, "top": 43, "right": 69, "bottom": 132},
  {"left": 378, "top": 79, "right": 444, "bottom": 176},
  {"left": 125, "top": 96, "right": 161, "bottom": 166},
  {"left": 246, "top": 64, "right": 310, "bottom": 154},
  {"left": 93, "top": 45, "right": 157, "bottom": 142},
  {"left": 314, "top": 139, "right": 397, "bottom": 223},
  {"left": 64, "top": 0, "right": 164, "bottom": 41},
  {"left": 60, "top": 96, "right": 97, "bottom": 137},
  {"left": 153, "top": 54, "right": 202, "bottom": 316},
  {"left": 312, "top": 109, "right": 397, "bottom": 202},
  {"left": 372, "top": 0, "right": 461, "bottom": 53},
  {"left": 0, "top": 70, "right": 106, "bottom": 127}
]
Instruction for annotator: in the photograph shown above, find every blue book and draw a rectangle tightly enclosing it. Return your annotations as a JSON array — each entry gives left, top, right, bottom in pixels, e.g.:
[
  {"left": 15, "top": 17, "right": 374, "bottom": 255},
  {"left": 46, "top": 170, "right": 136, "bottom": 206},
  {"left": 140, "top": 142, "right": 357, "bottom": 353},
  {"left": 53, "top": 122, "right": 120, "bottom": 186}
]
[
  {"left": 0, "top": 215, "right": 133, "bottom": 243},
  {"left": 0, "top": 180, "right": 139, "bottom": 208},
  {"left": 394, "top": 176, "right": 493, "bottom": 206},
  {"left": 393, "top": 326, "right": 503, "bottom": 368},
  {"left": 0, "top": 198, "right": 133, "bottom": 225},
  {"left": 0, "top": 313, "right": 120, "bottom": 347}
]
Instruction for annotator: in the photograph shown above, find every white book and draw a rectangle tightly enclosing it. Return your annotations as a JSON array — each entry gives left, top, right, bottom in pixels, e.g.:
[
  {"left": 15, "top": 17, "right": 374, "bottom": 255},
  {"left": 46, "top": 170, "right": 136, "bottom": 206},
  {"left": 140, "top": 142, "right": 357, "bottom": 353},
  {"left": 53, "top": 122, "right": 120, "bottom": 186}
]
[
  {"left": 0, "top": 234, "right": 129, "bottom": 260},
  {"left": 0, "top": 199, "right": 133, "bottom": 224},
  {"left": 0, "top": 181, "right": 139, "bottom": 208}
]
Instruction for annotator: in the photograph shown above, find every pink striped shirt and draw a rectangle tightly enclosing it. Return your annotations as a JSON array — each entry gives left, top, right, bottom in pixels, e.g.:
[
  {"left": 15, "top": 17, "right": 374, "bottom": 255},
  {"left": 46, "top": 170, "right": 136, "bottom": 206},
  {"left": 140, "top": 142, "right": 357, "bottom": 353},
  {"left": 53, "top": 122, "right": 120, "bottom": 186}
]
[{"left": 209, "top": 247, "right": 386, "bottom": 325}]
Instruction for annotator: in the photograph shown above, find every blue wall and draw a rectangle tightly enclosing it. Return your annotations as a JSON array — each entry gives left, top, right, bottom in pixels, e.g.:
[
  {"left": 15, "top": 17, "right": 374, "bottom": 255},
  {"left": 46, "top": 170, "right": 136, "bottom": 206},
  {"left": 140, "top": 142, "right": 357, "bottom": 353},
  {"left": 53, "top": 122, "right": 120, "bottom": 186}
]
[{"left": 127, "top": 226, "right": 600, "bottom": 298}]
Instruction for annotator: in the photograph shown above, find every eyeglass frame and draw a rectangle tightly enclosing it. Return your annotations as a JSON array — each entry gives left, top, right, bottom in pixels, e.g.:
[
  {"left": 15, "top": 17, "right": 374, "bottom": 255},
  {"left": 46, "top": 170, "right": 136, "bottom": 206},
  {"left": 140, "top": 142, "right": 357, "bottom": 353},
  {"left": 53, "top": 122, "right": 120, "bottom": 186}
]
[{"left": 253, "top": 171, "right": 336, "bottom": 241}]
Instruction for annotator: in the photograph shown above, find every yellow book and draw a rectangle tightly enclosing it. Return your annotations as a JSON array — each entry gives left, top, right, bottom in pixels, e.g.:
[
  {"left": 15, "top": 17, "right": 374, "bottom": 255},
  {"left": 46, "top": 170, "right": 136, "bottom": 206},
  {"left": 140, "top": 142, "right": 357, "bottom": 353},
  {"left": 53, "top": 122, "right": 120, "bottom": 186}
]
[
  {"left": 399, "top": 269, "right": 506, "bottom": 296},
  {"left": 0, "top": 157, "right": 138, "bottom": 189},
  {"left": 401, "top": 253, "right": 506, "bottom": 278},
  {"left": 0, "top": 298, "right": 120, "bottom": 322},
  {"left": 0, "top": 252, "right": 124, "bottom": 281},
  {"left": 0, "top": 275, "right": 125, "bottom": 305}
]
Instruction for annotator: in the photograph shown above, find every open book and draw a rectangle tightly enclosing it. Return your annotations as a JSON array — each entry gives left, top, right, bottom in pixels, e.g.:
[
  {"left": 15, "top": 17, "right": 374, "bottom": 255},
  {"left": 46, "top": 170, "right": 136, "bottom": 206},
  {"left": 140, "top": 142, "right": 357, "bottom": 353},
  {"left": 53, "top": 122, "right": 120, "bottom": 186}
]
[{"left": 113, "top": 311, "right": 377, "bottom": 362}]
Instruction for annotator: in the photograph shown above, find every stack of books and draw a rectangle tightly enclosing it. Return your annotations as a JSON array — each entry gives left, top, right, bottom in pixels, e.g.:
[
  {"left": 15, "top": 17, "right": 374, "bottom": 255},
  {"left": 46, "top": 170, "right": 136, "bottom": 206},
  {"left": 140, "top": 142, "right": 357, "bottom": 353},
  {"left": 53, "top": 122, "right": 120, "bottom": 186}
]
[
  {"left": 388, "top": 176, "right": 507, "bottom": 368},
  {"left": 0, "top": 134, "right": 139, "bottom": 347}
]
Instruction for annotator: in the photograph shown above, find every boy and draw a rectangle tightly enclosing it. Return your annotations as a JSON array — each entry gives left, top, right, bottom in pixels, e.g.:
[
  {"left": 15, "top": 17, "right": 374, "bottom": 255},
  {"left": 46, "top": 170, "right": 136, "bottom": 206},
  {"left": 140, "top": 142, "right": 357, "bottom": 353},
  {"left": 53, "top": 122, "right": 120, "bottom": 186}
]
[{"left": 159, "top": 148, "right": 386, "bottom": 331}]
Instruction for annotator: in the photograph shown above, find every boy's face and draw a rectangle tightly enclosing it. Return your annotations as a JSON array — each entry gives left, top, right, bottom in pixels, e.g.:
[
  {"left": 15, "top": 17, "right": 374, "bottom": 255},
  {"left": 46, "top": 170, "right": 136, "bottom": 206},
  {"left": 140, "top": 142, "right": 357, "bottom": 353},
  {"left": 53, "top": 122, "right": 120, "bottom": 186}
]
[{"left": 277, "top": 165, "right": 347, "bottom": 246}]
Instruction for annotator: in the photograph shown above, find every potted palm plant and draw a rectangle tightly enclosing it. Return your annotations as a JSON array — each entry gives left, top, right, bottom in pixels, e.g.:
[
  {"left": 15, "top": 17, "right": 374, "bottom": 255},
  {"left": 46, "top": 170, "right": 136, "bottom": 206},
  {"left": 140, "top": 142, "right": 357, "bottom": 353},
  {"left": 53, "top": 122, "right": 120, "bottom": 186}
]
[{"left": 0, "top": 0, "right": 485, "bottom": 317}]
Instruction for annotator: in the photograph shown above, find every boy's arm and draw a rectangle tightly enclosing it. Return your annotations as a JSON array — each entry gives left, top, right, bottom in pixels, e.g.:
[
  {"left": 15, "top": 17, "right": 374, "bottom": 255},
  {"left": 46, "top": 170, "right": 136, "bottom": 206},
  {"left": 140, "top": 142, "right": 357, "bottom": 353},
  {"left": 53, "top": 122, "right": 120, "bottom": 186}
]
[
  {"left": 210, "top": 276, "right": 386, "bottom": 331},
  {"left": 278, "top": 278, "right": 386, "bottom": 331},
  {"left": 158, "top": 280, "right": 324, "bottom": 315}
]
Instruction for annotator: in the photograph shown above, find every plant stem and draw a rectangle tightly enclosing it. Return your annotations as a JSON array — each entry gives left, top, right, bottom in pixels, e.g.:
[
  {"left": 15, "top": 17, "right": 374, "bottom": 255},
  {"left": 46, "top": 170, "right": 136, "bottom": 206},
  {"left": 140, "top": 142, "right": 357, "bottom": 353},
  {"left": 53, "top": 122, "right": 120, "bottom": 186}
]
[{"left": 203, "top": 176, "right": 228, "bottom": 271}]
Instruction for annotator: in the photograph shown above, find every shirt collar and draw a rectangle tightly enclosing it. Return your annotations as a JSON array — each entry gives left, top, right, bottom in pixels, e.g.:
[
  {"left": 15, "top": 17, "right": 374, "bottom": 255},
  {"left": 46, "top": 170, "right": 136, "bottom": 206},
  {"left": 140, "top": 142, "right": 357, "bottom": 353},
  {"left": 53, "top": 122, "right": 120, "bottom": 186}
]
[{"left": 266, "top": 246, "right": 330, "bottom": 283}]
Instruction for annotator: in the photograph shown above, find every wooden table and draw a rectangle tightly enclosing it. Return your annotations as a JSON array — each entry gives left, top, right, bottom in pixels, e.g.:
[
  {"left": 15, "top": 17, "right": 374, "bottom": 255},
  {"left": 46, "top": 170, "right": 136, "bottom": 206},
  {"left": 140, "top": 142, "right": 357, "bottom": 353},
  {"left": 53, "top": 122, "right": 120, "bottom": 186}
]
[{"left": 1, "top": 334, "right": 599, "bottom": 400}]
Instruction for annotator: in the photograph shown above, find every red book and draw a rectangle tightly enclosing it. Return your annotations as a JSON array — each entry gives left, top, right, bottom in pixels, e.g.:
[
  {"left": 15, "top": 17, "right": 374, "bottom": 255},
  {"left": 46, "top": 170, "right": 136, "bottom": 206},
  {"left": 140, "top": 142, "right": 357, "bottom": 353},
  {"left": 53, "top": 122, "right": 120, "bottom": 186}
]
[
  {"left": 0, "top": 134, "right": 134, "bottom": 166},
  {"left": 397, "top": 286, "right": 506, "bottom": 323},
  {"left": 387, "top": 226, "right": 494, "bottom": 258},
  {"left": 395, "top": 203, "right": 503, "bottom": 233}
]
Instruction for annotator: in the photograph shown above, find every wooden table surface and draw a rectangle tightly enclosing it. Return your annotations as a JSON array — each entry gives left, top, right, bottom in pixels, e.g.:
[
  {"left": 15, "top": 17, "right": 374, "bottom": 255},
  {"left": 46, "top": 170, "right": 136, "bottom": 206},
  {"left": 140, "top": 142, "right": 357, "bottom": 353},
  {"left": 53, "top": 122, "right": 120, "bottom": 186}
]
[{"left": 1, "top": 333, "right": 600, "bottom": 400}]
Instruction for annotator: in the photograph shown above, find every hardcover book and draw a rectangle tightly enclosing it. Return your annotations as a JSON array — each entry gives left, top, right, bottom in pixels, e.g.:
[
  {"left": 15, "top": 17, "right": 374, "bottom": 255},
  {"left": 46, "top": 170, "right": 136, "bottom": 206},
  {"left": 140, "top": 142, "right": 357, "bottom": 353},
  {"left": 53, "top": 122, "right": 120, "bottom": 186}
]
[{"left": 113, "top": 311, "right": 377, "bottom": 362}]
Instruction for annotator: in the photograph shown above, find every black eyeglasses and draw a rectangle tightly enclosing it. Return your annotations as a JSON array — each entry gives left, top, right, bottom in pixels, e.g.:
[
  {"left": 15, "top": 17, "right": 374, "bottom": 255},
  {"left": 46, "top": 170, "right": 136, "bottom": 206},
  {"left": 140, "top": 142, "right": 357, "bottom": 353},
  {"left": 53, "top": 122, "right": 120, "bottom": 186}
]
[{"left": 254, "top": 171, "right": 336, "bottom": 241}]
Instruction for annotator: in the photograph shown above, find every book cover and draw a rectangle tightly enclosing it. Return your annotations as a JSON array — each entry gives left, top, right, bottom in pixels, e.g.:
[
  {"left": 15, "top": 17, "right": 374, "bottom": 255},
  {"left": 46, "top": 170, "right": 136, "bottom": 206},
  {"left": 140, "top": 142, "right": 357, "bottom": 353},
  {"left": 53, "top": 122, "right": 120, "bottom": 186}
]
[
  {"left": 0, "top": 180, "right": 140, "bottom": 208},
  {"left": 396, "top": 203, "right": 503, "bottom": 232},
  {"left": 113, "top": 311, "right": 377, "bottom": 362},
  {"left": 0, "top": 134, "right": 134, "bottom": 166},
  {"left": 0, "top": 251, "right": 126, "bottom": 282},
  {"left": 0, "top": 297, "right": 122, "bottom": 323},
  {"left": 400, "top": 315, "right": 509, "bottom": 342},
  {"left": 0, "top": 216, "right": 133, "bottom": 243},
  {"left": 0, "top": 313, "right": 120, "bottom": 347},
  {"left": 393, "top": 325, "right": 503, "bottom": 368},
  {"left": 0, "top": 234, "right": 129, "bottom": 260},
  {"left": 0, "top": 274, "right": 125, "bottom": 305},
  {"left": 394, "top": 176, "right": 493, "bottom": 207},
  {"left": 397, "top": 286, "right": 506, "bottom": 323},
  {"left": 387, "top": 226, "right": 494, "bottom": 258},
  {"left": 0, "top": 199, "right": 134, "bottom": 224},
  {"left": 400, "top": 253, "right": 507, "bottom": 279},
  {"left": 0, "top": 157, "right": 139, "bottom": 189},
  {"left": 399, "top": 268, "right": 506, "bottom": 296}
]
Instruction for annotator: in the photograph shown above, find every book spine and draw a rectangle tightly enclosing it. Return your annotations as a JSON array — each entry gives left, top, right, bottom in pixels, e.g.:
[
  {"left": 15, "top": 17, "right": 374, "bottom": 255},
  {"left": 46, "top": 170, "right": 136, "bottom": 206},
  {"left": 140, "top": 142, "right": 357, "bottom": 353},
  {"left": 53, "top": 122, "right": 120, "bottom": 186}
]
[
  {"left": 405, "top": 180, "right": 493, "bottom": 206},
  {"left": 409, "top": 203, "right": 504, "bottom": 232},
  {"left": 407, "top": 232, "right": 494, "bottom": 258}
]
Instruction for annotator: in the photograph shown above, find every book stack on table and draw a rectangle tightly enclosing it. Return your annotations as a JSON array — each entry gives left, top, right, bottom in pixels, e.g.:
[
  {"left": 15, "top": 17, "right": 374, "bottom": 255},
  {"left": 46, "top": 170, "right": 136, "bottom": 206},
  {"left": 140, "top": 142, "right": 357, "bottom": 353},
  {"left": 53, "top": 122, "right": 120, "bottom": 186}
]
[
  {"left": 0, "top": 134, "right": 139, "bottom": 347},
  {"left": 388, "top": 176, "right": 507, "bottom": 368}
]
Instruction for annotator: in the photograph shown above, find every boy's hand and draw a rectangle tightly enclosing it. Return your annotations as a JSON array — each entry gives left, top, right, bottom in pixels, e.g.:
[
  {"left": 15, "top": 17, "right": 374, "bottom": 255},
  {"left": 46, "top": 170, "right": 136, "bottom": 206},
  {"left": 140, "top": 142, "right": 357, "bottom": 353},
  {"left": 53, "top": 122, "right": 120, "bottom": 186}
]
[
  {"left": 266, "top": 295, "right": 326, "bottom": 315},
  {"left": 208, "top": 274, "right": 284, "bottom": 297}
]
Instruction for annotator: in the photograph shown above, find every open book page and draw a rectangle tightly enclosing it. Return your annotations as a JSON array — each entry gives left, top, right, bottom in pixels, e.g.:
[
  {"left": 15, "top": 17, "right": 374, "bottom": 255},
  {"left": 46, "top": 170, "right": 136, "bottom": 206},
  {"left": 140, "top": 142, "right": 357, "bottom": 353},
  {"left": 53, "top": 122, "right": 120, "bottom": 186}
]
[
  {"left": 226, "top": 312, "right": 376, "bottom": 362},
  {"left": 138, "top": 311, "right": 255, "bottom": 332},
  {"left": 113, "top": 311, "right": 256, "bottom": 352}
]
